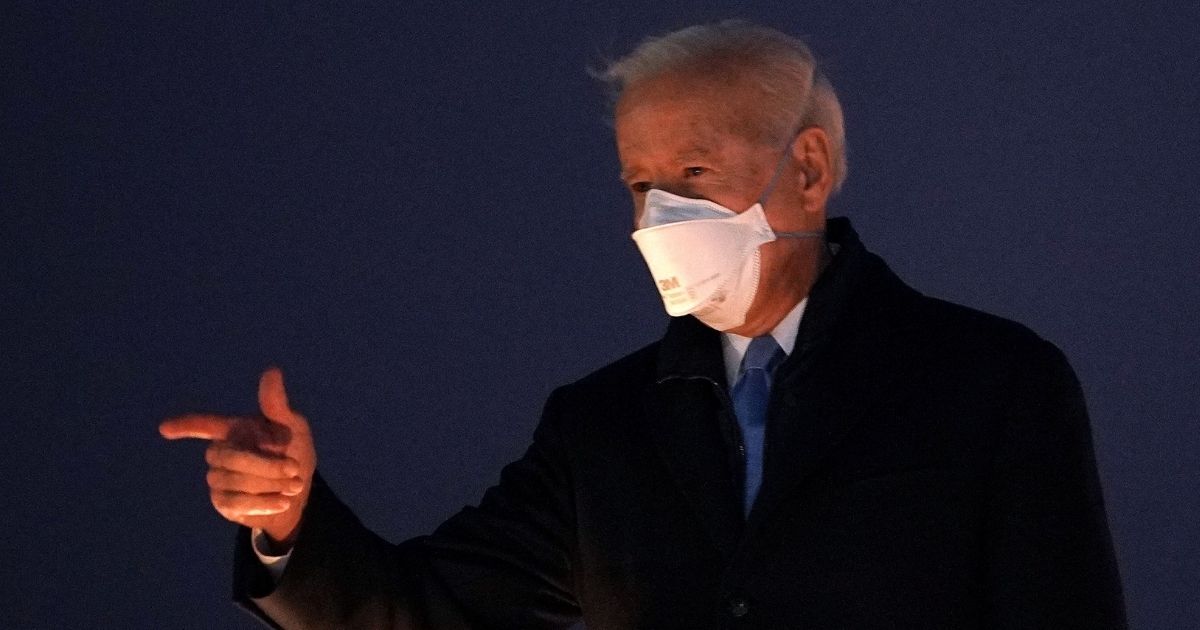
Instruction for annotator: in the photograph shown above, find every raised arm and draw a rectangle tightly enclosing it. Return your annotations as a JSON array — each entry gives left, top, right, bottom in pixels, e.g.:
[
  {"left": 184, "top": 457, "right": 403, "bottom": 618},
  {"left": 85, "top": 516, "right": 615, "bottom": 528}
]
[{"left": 162, "top": 369, "right": 581, "bottom": 629}]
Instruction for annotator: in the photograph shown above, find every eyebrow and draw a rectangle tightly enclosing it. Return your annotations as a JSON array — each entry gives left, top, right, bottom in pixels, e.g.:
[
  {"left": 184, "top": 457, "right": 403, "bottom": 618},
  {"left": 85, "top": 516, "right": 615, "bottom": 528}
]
[{"left": 677, "top": 146, "right": 712, "bottom": 161}]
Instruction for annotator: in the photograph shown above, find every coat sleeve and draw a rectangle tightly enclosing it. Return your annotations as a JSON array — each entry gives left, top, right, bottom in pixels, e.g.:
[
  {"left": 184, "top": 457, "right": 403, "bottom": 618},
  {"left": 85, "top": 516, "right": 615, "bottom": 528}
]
[
  {"left": 982, "top": 340, "right": 1127, "bottom": 629},
  {"left": 232, "top": 388, "right": 582, "bottom": 629}
]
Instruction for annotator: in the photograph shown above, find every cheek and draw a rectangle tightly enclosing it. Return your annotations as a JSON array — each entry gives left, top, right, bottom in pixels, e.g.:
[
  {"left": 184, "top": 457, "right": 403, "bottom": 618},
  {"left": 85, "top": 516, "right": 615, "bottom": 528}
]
[
  {"left": 709, "top": 177, "right": 765, "bottom": 212},
  {"left": 757, "top": 241, "right": 799, "bottom": 283}
]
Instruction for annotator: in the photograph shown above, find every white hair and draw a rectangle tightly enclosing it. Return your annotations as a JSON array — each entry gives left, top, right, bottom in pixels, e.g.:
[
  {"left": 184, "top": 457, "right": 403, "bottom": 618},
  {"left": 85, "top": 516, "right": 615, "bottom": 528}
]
[{"left": 597, "top": 20, "right": 848, "bottom": 192}]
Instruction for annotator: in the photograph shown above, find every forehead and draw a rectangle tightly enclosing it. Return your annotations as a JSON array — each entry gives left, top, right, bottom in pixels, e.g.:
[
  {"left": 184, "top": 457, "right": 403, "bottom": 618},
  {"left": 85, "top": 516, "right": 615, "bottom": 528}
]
[
  {"left": 615, "top": 106, "right": 724, "bottom": 166},
  {"left": 614, "top": 74, "right": 760, "bottom": 166}
]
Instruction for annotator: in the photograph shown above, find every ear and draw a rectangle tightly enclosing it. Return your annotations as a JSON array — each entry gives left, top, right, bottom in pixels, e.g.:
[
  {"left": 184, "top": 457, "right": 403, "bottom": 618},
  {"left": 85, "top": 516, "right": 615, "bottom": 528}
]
[{"left": 789, "top": 126, "right": 834, "bottom": 209}]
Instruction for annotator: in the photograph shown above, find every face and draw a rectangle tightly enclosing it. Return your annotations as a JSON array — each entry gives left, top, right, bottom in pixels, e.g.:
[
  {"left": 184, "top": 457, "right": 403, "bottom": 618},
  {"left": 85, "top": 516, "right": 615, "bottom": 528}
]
[
  {"left": 614, "top": 71, "right": 833, "bottom": 336},
  {"left": 615, "top": 73, "right": 788, "bottom": 227}
]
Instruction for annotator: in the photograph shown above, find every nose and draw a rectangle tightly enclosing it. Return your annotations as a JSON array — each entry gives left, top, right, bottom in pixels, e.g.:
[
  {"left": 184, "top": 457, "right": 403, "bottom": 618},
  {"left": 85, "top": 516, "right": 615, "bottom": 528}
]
[
  {"left": 632, "top": 184, "right": 714, "bottom": 229},
  {"left": 651, "top": 180, "right": 703, "bottom": 200}
]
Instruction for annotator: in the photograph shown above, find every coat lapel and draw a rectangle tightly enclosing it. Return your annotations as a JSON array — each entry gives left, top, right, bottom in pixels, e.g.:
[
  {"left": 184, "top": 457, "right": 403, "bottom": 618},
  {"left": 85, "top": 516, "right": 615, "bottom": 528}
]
[
  {"left": 745, "top": 220, "right": 918, "bottom": 536},
  {"left": 746, "top": 316, "right": 905, "bottom": 533},
  {"left": 642, "top": 316, "right": 744, "bottom": 557}
]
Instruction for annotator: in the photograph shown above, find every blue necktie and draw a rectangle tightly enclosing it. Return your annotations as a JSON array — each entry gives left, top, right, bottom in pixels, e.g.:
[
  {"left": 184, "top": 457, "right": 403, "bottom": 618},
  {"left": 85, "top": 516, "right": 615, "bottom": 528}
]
[{"left": 732, "top": 335, "right": 785, "bottom": 517}]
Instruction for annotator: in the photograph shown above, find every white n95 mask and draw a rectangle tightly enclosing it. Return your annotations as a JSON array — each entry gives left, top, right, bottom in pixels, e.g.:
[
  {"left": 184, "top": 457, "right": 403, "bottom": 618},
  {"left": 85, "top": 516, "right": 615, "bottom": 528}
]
[{"left": 630, "top": 165, "right": 823, "bottom": 331}]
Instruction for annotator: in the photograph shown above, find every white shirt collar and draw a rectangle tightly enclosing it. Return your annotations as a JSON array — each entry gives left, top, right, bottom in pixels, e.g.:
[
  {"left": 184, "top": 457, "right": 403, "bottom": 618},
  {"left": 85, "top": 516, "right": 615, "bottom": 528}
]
[{"left": 720, "top": 297, "right": 808, "bottom": 387}]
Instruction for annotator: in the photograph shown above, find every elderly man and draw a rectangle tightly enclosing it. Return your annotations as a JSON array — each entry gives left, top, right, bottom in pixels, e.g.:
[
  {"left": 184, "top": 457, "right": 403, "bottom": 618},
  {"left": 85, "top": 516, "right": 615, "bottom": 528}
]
[{"left": 162, "top": 21, "right": 1126, "bottom": 629}]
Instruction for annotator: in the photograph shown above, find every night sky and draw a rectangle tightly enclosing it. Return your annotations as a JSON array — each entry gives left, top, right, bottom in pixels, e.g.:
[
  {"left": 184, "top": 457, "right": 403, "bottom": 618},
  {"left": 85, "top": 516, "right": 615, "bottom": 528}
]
[{"left": 3, "top": 2, "right": 1198, "bottom": 628}]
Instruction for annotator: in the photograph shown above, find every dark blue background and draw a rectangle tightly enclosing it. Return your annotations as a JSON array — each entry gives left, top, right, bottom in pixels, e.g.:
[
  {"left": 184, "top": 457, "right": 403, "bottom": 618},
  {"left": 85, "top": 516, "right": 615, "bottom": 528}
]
[{"left": 3, "top": 2, "right": 1197, "bottom": 628}]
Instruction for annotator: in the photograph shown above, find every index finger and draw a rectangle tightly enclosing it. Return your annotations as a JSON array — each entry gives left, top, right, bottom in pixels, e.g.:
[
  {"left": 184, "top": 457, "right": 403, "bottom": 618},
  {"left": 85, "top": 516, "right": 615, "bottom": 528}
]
[{"left": 159, "top": 414, "right": 236, "bottom": 441}]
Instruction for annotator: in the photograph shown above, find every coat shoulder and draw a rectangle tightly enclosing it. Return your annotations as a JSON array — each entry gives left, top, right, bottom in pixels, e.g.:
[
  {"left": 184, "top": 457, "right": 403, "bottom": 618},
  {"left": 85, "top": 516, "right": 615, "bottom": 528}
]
[
  {"left": 553, "top": 341, "right": 661, "bottom": 402},
  {"left": 907, "top": 294, "right": 1066, "bottom": 362},
  {"left": 535, "top": 340, "right": 666, "bottom": 441},
  {"left": 912, "top": 292, "right": 1037, "bottom": 339}
]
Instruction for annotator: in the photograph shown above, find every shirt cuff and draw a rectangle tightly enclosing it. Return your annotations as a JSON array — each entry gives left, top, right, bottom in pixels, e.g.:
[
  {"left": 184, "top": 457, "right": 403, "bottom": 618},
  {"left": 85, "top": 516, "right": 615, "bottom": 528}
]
[{"left": 250, "top": 528, "right": 291, "bottom": 582}]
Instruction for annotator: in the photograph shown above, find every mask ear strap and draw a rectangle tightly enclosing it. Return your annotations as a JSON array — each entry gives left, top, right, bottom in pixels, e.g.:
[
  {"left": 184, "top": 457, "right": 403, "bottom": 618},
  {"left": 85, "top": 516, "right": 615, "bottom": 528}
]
[
  {"left": 760, "top": 136, "right": 826, "bottom": 241},
  {"left": 773, "top": 230, "right": 825, "bottom": 239},
  {"left": 756, "top": 142, "right": 794, "bottom": 207}
]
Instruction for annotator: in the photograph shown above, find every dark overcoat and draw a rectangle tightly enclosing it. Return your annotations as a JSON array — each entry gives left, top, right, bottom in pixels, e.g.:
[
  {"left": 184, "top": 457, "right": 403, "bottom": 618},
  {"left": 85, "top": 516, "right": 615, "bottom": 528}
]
[{"left": 234, "top": 218, "right": 1126, "bottom": 629}]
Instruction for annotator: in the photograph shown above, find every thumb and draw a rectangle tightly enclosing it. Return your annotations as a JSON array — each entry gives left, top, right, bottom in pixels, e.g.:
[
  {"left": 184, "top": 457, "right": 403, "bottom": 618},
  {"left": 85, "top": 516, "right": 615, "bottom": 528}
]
[{"left": 258, "top": 366, "right": 307, "bottom": 431}]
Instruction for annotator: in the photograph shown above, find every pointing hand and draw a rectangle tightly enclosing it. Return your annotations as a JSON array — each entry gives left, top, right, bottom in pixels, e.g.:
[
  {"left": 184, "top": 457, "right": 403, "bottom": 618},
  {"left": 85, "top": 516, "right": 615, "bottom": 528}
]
[{"left": 160, "top": 368, "right": 317, "bottom": 551}]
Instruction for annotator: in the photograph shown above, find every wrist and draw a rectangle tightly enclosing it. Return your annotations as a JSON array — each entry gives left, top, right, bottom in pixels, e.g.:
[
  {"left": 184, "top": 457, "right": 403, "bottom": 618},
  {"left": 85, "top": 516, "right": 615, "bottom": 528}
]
[{"left": 261, "top": 522, "right": 300, "bottom": 554}]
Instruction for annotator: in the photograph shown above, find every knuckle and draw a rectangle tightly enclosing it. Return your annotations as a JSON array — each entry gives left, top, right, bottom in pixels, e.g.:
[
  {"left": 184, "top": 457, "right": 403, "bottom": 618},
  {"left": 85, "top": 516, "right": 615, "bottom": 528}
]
[
  {"left": 228, "top": 450, "right": 258, "bottom": 473},
  {"left": 226, "top": 450, "right": 249, "bottom": 470},
  {"left": 252, "top": 453, "right": 273, "bottom": 469},
  {"left": 247, "top": 455, "right": 274, "bottom": 475},
  {"left": 205, "top": 443, "right": 231, "bottom": 466}
]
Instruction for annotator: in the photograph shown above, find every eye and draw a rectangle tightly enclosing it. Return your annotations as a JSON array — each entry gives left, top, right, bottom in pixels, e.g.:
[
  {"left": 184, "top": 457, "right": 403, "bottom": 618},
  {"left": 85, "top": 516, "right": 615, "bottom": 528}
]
[
  {"left": 629, "top": 181, "right": 652, "bottom": 194},
  {"left": 684, "top": 166, "right": 707, "bottom": 177}
]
